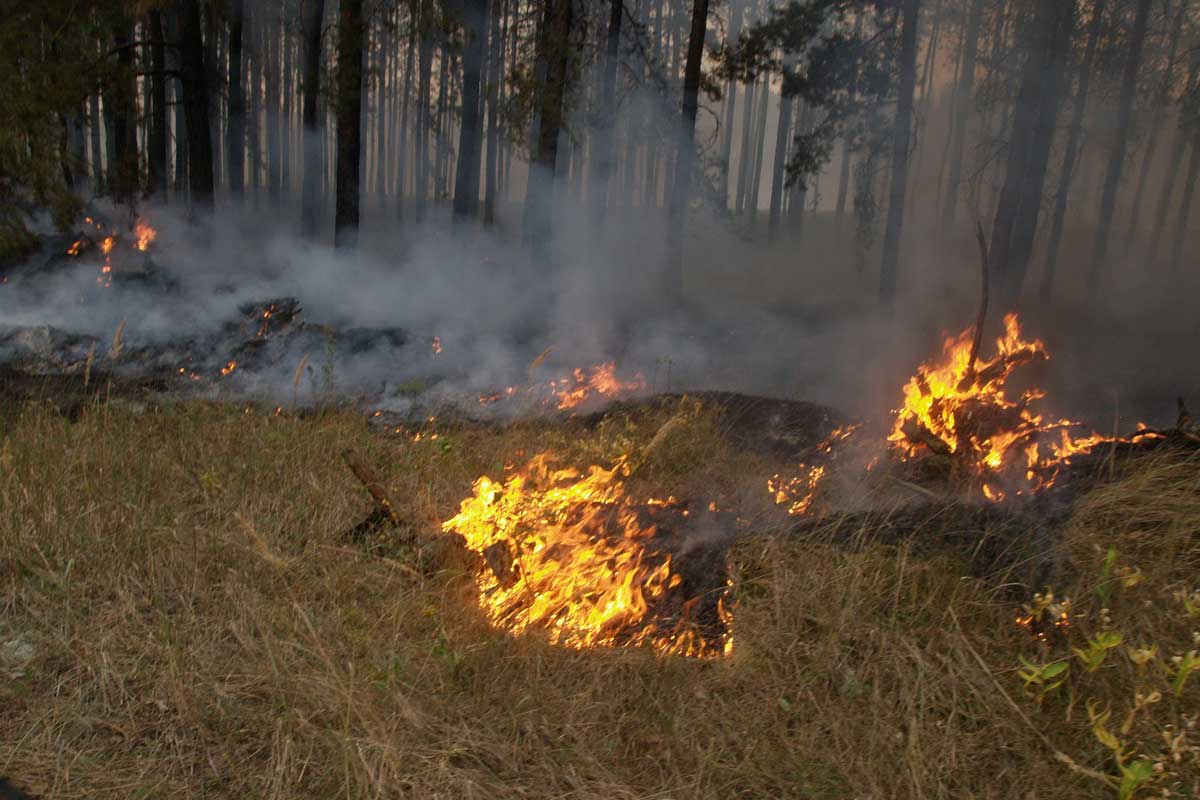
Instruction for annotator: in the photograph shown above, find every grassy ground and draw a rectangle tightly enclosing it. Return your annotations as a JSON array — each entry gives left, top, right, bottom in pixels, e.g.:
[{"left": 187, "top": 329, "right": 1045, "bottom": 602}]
[{"left": 1, "top": 394, "right": 1197, "bottom": 799}]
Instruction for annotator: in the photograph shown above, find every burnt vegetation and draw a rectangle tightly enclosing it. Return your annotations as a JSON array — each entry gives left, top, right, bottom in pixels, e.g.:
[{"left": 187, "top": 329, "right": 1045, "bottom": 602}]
[{"left": 2, "top": 0, "right": 1200, "bottom": 798}]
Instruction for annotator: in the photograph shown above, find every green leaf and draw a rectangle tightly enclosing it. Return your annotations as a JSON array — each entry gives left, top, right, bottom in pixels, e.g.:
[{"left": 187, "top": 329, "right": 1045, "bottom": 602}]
[{"left": 1118, "top": 758, "right": 1155, "bottom": 800}]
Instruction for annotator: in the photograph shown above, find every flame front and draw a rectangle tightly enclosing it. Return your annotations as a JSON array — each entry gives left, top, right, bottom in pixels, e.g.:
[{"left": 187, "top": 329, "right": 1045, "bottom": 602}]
[
  {"left": 888, "top": 313, "right": 1158, "bottom": 498},
  {"left": 442, "top": 452, "right": 730, "bottom": 656}
]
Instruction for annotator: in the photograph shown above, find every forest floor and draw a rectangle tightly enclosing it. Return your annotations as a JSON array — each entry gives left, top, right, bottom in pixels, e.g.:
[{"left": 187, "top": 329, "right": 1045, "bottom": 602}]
[{"left": 1, "top": 387, "right": 1198, "bottom": 799}]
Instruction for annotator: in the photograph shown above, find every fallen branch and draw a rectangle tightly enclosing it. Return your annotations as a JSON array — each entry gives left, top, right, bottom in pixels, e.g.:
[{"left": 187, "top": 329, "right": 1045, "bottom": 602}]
[{"left": 341, "top": 449, "right": 402, "bottom": 528}]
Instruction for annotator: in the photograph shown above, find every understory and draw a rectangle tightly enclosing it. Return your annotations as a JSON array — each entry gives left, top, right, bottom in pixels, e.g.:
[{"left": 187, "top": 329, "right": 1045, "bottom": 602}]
[{"left": 1, "top": 394, "right": 1197, "bottom": 799}]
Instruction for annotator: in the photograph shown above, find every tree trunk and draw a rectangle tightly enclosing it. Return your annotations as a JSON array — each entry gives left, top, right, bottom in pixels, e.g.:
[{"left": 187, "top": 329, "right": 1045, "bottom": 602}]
[
  {"left": 399, "top": 4, "right": 416, "bottom": 219},
  {"left": 522, "top": 0, "right": 574, "bottom": 255},
  {"left": 735, "top": 79, "right": 757, "bottom": 214},
  {"left": 148, "top": 11, "right": 170, "bottom": 197},
  {"left": 748, "top": 78, "right": 770, "bottom": 223},
  {"left": 301, "top": 0, "right": 326, "bottom": 235},
  {"left": 939, "top": 0, "right": 983, "bottom": 233},
  {"left": 483, "top": 0, "right": 504, "bottom": 224},
  {"left": 1168, "top": 133, "right": 1200, "bottom": 274},
  {"left": 1040, "top": 0, "right": 1106, "bottom": 298},
  {"left": 1000, "top": 1, "right": 1074, "bottom": 304},
  {"left": 1126, "top": 0, "right": 1187, "bottom": 244},
  {"left": 109, "top": 20, "right": 139, "bottom": 203},
  {"left": 415, "top": 0, "right": 435, "bottom": 221},
  {"left": 1088, "top": 0, "right": 1153, "bottom": 290},
  {"left": 453, "top": 0, "right": 488, "bottom": 221},
  {"left": 227, "top": 0, "right": 246, "bottom": 198},
  {"left": 179, "top": 0, "right": 215, "bottom": 208},
  {"left": 334, "top": 0, "right": 366, "bottom": 247},
  {"left": 89, "top": 93, "right": 104, "bottom": 193},
  {"left": 282, "top": 16, "right": 294, "bottom": 201},
  {"left": 986, "top": 0, "right": 1071, "bottom": 304},
  {"left": 767, "top": 66, "right": 794, "bottom": 241},
  {"left": 719, "top": 0, "right": 743, "bottom": 209},
  {"left": 664, "top": 0, "right": 710, "bottom": 301},
  {"left": 588, "top": 0, "right": 623, "bottom": 219},
  {"left": 878, "top": 0, "right": 920, "bottom": 306}
]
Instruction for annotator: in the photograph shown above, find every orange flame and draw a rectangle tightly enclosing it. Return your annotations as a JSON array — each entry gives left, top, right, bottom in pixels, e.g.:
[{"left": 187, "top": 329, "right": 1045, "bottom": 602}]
[
  {"left": 887, "top": 313, "right": 1154, "bottom": 498},
  {"left": 443, "top": 452, "right": 730, "bottom": 656},
  {"left": 220, "top": 360, "right": 238, "bottom": 377},
  {"left": 67, "top": 240, "right": 85, "bottom": 256},
  {"left": 552, "top": 362, "right": 646, "bottom": 410},
  {"left": 99, "top": 236, "right": 115, "bottom": 255},
  {"left": 134, "top": 220, "right": 156, "bottom": 251}
]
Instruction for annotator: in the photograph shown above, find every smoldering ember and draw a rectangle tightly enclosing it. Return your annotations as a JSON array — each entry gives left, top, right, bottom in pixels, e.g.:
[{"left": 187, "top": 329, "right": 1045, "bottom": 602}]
[{"left": 2, "top": 2, "right": 1200, "bottom": 799}]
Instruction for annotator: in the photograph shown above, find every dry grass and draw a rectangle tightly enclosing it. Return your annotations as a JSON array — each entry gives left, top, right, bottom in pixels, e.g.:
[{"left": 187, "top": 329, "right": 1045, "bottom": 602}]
[{"left": 0, "top": 397, "right": 1196, "bottom": 798}]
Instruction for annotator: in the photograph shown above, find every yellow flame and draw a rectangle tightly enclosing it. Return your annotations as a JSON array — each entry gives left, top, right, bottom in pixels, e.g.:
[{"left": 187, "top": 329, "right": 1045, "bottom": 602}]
[{"left": 443, "top": 452, "right": 730, "bottom": 656}]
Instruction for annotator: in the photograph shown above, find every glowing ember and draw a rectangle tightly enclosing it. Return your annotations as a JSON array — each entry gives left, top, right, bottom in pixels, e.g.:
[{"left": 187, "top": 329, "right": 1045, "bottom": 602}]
[
  {"left": 133, "top": 220, "right": 156, "bottom": 251},
  {"left": 769, "top": 465, "right": 826, "bottom": 516},
  {"left": 220, "top": 360, "right": 238, "bottom": 377},
  {"left": 442, "top": 452, "right": 731, "bottom": 656}
]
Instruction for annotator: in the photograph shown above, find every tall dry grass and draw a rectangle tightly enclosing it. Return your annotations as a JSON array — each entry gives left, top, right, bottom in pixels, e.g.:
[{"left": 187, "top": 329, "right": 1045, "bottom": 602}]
[{"left": 0, "top": 398, "right": 1195, "bottom": 798}]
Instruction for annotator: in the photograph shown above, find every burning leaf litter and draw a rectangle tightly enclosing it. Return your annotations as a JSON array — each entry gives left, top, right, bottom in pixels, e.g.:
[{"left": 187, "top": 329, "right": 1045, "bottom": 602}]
[{"left": 442, "top": 452, "right": 733, "bottom": 658}]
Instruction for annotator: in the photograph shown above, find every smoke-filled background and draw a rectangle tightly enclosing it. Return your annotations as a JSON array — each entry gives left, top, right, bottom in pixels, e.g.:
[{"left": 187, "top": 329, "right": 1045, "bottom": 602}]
[{"left": 2, "top": 0, "right": 1199, "bottom": 428}]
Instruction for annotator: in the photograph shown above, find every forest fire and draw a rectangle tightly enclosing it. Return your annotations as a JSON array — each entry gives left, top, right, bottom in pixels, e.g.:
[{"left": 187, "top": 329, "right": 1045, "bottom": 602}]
[
  {"left": 478, "top": 361, "right": 646, "bottom": 411},
  {"left": 887, "top": 312, "right": 1145, "bottom": 499},
  {"left": 442, "top": 452, "right": 732, "bottom": 657}
]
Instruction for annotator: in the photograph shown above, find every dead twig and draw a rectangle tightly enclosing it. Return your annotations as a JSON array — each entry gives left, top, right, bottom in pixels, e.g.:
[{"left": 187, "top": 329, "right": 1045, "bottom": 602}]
[{"left": 966, "top": 221, "right": 990, "bottom": 382}]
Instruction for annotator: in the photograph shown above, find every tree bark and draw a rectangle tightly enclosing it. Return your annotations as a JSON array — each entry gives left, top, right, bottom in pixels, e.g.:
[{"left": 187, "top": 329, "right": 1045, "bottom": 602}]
[
  {"left": 767, "top": 65, "right": 794, "bottom": 241},
  {"left": 483, "top": 0, "right": 504, "bottom": 224},
  {"left": 178, "top": 0, "right": 215, "bottom": 208},
  {"left": 109, "top": 20, "right": 139, "bottom": 203},
  {"left": 878, "top": 0, "right": 920, "bottom": 306},
  {"left": 986, "top": 0, "right": 1072, "bottom": 304},
  {"left": 1126, "top": 0, "right": 1187, "bottom": 244},
  {"left": 1168, "top": 133, "right": 1200, "bottom": 274},
  {"left": 334, "top": 0, "right": 365, "bottom": 247},
  {"left": 453, "top": 0, "right": 488, "bottom": 221},
  {"left": 415, "top": 0, "right": 434, "bottom": 222},
  {"left": 1040, "top": 0, "right": 1106, "bottom": 298},
  {"left": 301, "top": 0, "right": 326, "bottom": 235},
  {"left": 227, "top": 0, "right": 246, "bottom": 198},
  {"left": 588, "top": 0, "right": 624, "bottom": 219},
  {"left": 720, "top": 0, "right": 743, "bottom": 210},
  {"left": 1088, "top": 0, "right": 1153, "bottom": 291},
  {"left": 148, "top": 11, "right": 170, "bottom": 197},
  {"left": 998, "top": 0, "right": 1074, "bottom": 303},
  {"left": 665, "top": 0, "right": 711, "bottom": 301},
  {"left": 939, "top": 0, "right": 983, "bottom": 233},
  {"left": 399, "top": 4, "right": 416, "bottom": 219},
  {"left": 522, "top": 0, "right": 574, "bottom": 255}
]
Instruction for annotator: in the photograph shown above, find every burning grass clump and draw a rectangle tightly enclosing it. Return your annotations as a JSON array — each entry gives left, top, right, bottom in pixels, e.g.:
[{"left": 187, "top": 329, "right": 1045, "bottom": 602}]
[{"left": 0, "top": 399, "right": 1197, "bottom": 798}]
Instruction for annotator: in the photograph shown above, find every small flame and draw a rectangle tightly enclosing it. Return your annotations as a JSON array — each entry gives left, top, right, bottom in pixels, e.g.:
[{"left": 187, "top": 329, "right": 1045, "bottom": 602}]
[
  {"left": 133, "top": 220, "right": 156, "bottom": 251},
  {"left": 67, "top": 240, "right": 85, "bottom": 256},
  {"left": 432, "top": 336, "right": 442, "bottom": 354},
  {"left": 220, "top": 360, "right": 238, "bottom": 377},
  {"left": 99, "top": 236, "right": 115, "bottom": 255}
]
